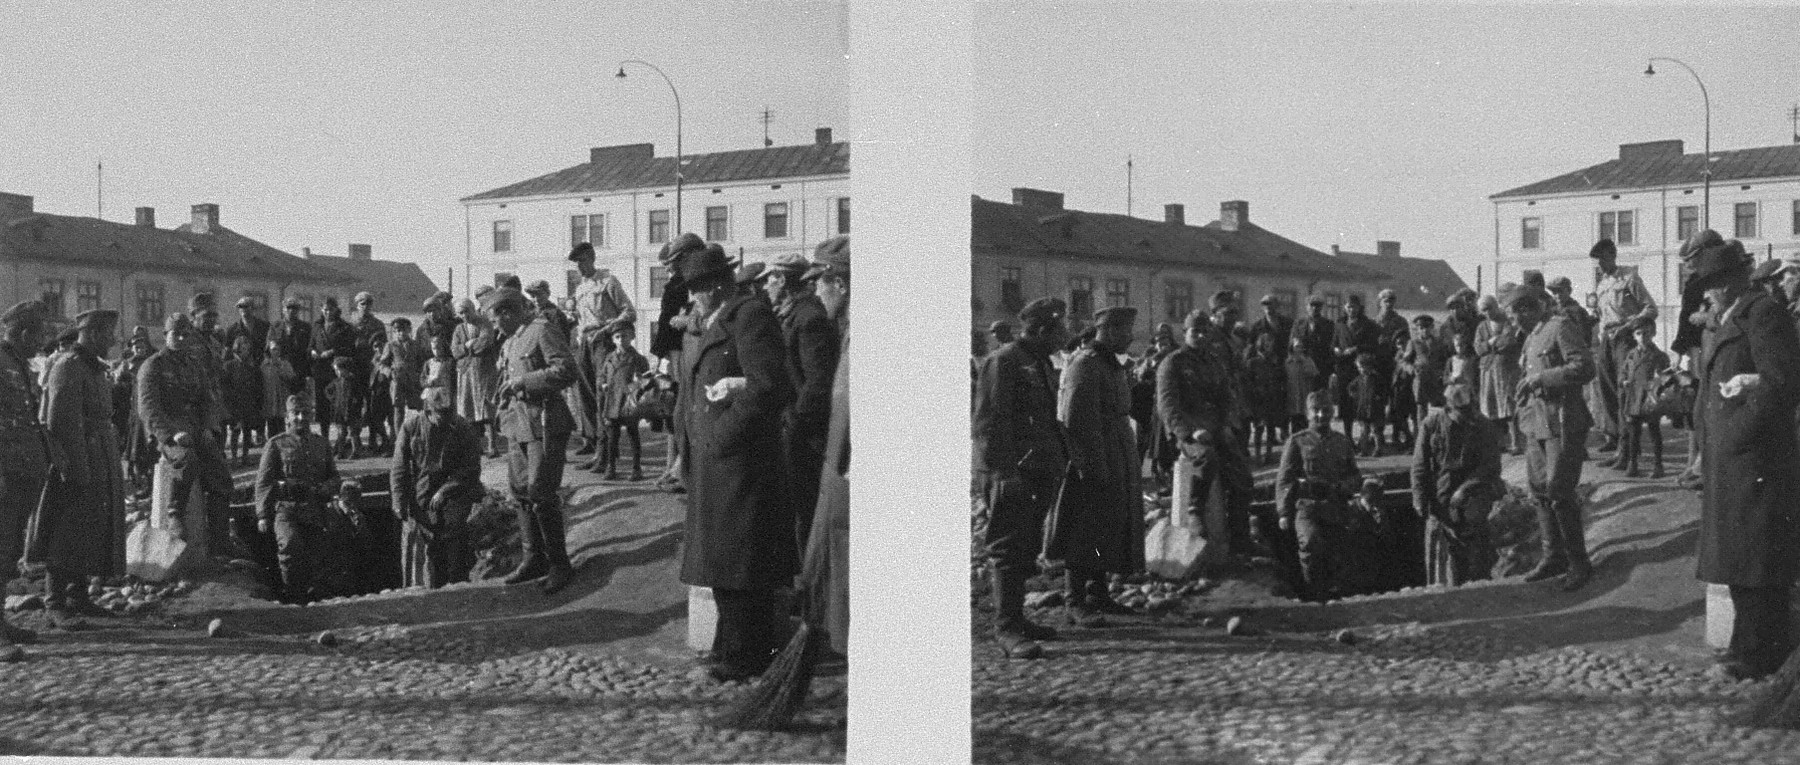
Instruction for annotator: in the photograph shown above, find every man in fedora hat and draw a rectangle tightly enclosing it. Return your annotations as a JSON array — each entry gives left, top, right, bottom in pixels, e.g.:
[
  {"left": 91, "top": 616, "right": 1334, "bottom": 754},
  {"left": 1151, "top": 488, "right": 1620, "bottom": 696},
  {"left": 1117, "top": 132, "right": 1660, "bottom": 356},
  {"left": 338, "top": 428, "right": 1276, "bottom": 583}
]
[
  {"left": 568, "top": 241, "right": 638, "bottom": 462},
  {"left": 760, "top": 251, "right": 841, "bottom": 550},
  {"left": 1049, "top": 305, "right": 1143, "bottom": 625},
  {"left": 1509, "top": 281, "right": 1597, "bottom": 592},
  {"left": 35, "top": 309, "right": 126, "bottom": 624},
  {"left": 0, "top": 300, "right": 51, "bottom": 647},
  {"left": 1589, "top": 238, "right": 1658, "bottom": 462},
  {"left": 1689, "top": 236, "right": 1800, "bottom": 680},
  {"left": 677, "top": 241, "right": 796, "bottom": 680},
  {"left": 484, "top": 287, "right": 579, "bottom": 595},
  {"left": 976, "top": 296, "right": 1068, "bottom": 659},
  {"left": 139, "top": 312, "right": 235, "bottom": 564}
]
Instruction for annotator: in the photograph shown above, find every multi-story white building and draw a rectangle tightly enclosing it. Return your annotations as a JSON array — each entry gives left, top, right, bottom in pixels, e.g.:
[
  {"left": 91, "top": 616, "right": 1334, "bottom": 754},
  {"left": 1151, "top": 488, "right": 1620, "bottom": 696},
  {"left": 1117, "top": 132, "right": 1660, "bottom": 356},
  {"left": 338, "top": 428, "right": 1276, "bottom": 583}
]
[
  {"left": 1489, "top": 139, "right": 1800, "bottom": 340},
  {"left": 459, "top": 129, "right": 849, "bottom": 329}
]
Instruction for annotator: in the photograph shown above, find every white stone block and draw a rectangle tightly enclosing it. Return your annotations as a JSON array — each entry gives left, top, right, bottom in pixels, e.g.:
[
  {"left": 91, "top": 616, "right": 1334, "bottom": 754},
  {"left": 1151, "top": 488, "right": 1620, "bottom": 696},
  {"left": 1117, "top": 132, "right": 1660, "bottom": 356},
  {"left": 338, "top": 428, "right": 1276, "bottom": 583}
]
[
  {"left": 1706, "top": 583, "right": 1734, "bottom": 650},
  {"left": 687, "top": 586, "right": 717, "bottom": 651}
]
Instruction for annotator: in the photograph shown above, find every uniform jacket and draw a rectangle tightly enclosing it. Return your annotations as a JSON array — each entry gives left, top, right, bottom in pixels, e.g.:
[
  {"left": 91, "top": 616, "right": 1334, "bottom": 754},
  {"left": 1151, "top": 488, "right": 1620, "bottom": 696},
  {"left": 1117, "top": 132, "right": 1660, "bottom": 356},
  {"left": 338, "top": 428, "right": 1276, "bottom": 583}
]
[
  {"left": 1276, "top": 427, "right": 1361, "bottom": 521},
  {"left": 390, "top": 410, "right": 484, "bottom": 523},
  {"left": 0, "top": 340, "right": 43, "bottom": 435},
  {"left": 37, "top": 346, "right": 125, "bottom": 575},
  {"left": 974, "top": 341, "right": 1067, "bottom": 478},
  {"left": 679, "top": 293, "right": 797, "bottom": 590},
  {"left": 1697, "top": 290, "right": 1800, "bottom": 586},
  {"left": 1411, "top": 410, "right": 1503, "bottom": 518},
  {"left": 776, "top": 293, "right": 841, "bottom": 432},
  {"left": 1157, "top": 342, "right": 1235, "bottom": 447},
  {"left": 137, "top": 346, "right": 221, "bottom": 441},
  {"left": 254, "top": 429, "right": 338, "bottom": 524},
  {"left": 1047, "top": 343, "right": 1143, "bottom": 573},
  {"left": 1516, "top": 314, "right": 1595, "bottom": 440},
  {"left": 496, "top": 315, "right": 577, "bottom": 444}
]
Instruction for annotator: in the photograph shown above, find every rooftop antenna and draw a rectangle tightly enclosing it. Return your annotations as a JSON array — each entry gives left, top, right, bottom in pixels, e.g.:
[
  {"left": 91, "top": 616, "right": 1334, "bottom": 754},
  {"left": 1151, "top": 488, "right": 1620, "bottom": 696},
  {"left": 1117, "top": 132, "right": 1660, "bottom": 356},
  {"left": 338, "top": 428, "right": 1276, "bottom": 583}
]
[
  {"left": 1126, "top": 154, "right": 1134, "bottom": 218},
  {"left": 1790, "top": 103, "right": 1800, "bottom": 143},
  {"left": 96, "top": 160, "right": 103, "bottom": 219},
  {"left": 760, "top": 106, "right": 775, "bottom": 147}
]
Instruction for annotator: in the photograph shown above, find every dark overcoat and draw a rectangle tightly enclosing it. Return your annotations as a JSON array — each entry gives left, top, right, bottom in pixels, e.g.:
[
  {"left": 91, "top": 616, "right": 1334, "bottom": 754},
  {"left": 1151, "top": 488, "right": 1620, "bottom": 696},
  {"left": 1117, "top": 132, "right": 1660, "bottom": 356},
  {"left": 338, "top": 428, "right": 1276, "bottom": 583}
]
[
  {"left": 800, "top": 324, "right": 849, "bottom": 654},
  {"left": 678, "top": 294, "right": 797, "bottom": 590},
  {"left": 37, "top": 347, "right": 124, "bottom": 576},
  {"left": 1047, "top": 344, "right": 1143, "bottom": 573},
  {"left": 1697, "top": 291, "right": 1800, "bottom": 587}
]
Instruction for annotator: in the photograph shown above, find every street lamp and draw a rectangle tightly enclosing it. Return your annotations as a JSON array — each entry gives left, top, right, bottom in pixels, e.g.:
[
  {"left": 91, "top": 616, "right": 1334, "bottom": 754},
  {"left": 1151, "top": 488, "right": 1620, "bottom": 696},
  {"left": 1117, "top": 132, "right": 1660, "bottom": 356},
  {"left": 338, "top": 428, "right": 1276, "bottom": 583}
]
[
  {"left": 1645, "top": 57, "right": 1711, "bottom": 229},
  {"left": 616, "top": 60, "right": 683, "bottom": 232}
]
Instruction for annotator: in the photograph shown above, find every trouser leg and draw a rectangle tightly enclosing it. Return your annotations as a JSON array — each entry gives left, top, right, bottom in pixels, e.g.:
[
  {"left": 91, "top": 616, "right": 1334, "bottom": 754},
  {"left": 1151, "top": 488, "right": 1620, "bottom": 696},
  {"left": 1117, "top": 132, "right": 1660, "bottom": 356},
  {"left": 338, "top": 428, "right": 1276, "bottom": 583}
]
[
  {"left": 1522, "top": 436, "right": 1567, "bottom": 579},
  {"left": 1547, "top": 430, "right": 1591, "bottom": 571},
  {"left": 1729, "top": 584, "right": 1795, "bottom": 672},
  {"left": 712, "top": 587, "right": 779, "bottom": 670},
  {"left": 1647, "top": 420, "right": 1664, "bottom": 472},
  {"left": 626, "top": 421, "right": 642, "bottom": 472},
  {"left": 273, "top": 513, "right": 311, "bottom": 600},
  {"left": 1292, "top": 505, "right": 1329, "bottom": 600}
]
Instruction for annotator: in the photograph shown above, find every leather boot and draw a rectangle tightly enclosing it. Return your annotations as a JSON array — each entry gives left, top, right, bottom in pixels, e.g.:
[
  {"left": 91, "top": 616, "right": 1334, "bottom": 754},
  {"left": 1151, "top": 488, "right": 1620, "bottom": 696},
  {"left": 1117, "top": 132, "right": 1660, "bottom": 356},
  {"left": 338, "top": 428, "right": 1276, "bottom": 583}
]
[
  {"left": 1064, "top": 569, "right": 1105, "bottom": 628},
  {"left": 1522, "top": 503, "right": 1568, "bottom": 583},
  {"left": 991, "top": 569, "right": 1052, "bottom": 656},
  {"left": 502, "top": 501, "right": 550, "bottom": 585},
  {"left": 1558, "top": 500, "right": 1593, "bottom": 592},
  {"left": 537, "top": 503, "right": 575, "bottom": 595}
]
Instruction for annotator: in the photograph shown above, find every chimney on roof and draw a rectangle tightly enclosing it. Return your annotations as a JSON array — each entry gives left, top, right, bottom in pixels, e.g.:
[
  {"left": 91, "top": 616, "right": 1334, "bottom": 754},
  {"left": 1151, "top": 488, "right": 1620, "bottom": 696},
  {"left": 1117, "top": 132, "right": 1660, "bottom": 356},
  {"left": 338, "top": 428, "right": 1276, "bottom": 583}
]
[
  {"left": 0, "top": 192, "right": 33, "bottom": 221},
  {"left": 1331, "top": 244, "right": 1341, "bottom": 256},
  {"left": 1376, "top": 240, "right": 1401, "bottom": 257},
  {"left": 190, "top": 203, "right": 219, "bottom": 234},
  {"left": 135, "top": 207, "right": 155, "bottom": 227},
  {"left": 1619, "top": 139, "right": 1684, "bottom": 162},
  {"left": 303, "top": 247, "right": 314, "bottom": 258},
  {"left": 348, "top": 243, "right": 372, "bottom": 261},
  {"left": 589, "top": 143, "right": 656, "bottom": 165},
  {"left": 1219, "top": 200, "right": 1249, "bottom": 232},
  {"left": 1164, "top": 204, "right": 1185, "bottom": 226},
  {"left": 815, "top": 127, "right": 833, "bottom": 146},
  {"left": 1012, "top": 187, "right": 1064, "bottom": 211}
]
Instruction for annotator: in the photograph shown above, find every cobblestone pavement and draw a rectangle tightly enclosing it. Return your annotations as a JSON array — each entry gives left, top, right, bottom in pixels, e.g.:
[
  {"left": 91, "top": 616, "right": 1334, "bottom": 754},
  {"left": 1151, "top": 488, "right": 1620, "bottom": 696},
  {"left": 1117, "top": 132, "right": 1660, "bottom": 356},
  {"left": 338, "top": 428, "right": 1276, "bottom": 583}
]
[
  {"left": 974, "top": 449, "right": 1800, "bottom": 764},
  {"left": 1, "top": 432, "right": 845, "bottom": 762}
]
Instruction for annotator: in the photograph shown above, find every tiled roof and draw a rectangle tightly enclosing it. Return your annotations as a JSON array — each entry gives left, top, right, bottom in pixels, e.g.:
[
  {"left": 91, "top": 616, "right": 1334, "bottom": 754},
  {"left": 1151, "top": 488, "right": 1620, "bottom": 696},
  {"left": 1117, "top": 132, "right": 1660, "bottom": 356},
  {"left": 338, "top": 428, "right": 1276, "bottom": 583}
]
[
  {"left": 1330, "top": 250, "right": 1472, "bottom": 312},
  {"left": 462, "top": 141, "right": 850, "bottom": 202},
  {"left": 1492, "top": 143, "right": 1800, "bottom": 199},
  {"left": 972, "top": 195, "right": 1389, "bottom": 282},
  {"left": 1, "top": 212, "right": 353, "bottom": 283},
  {"left": 303, "top": 255, "right": 443, "bottom": 311}
]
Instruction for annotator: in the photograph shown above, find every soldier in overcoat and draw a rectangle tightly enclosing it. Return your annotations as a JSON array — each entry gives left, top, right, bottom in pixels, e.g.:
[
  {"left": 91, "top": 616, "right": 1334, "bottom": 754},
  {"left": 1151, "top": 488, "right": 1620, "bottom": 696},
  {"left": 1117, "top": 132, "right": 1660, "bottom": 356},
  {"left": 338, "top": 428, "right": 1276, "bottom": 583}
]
[
  {"left": 1510, "top": 284, "right": 1597, "bottom": 592},
  {"left": 677, "top": 243, "right": 797, "bottom": 680},
  {"left": 1689, "top": 239, "right": 1800, "bottom": 681},
  {"left": 975, "top": 297, "right": 1069, "bottom": 660},
  {"left": 1159, "top": 309, "right": 1257, "bottom": 552},
  {"left": 0, "top": 301, "right": 51, "bottom": 646},
  {"left": 35, "top": 309, "right": 125, "bottom": 618},
  {"left": 1049, "top": 306, "right": 1143, "bottom": 626},
  {"left": 484, "top": 287, "right": 579, "bottom": 596}
]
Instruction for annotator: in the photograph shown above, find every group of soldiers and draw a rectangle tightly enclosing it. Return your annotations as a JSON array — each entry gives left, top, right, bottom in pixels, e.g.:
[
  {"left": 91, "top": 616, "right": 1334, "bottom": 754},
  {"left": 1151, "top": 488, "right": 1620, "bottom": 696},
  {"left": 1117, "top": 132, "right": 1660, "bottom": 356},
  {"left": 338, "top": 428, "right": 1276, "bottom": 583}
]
[{"left": 971, "top": 233, "right": 1743, "bottom": 661}]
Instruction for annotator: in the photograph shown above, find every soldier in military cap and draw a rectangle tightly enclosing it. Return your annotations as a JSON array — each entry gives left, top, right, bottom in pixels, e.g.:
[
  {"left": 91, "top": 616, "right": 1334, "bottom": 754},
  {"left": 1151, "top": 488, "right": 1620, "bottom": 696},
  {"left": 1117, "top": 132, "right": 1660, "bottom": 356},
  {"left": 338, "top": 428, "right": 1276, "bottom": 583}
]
[
  {"left": 1509, "top": 282, "right": 1597, "bottom": 591},
  {"left": 1412, "top": 380, "right": 1503, "bottom": 587},
  {"left": 524, "top": 280, "right": 573, "bottom": 338},
  {"left": 35, "top": 309, "right": 126, "bottom": 623},
  {"left": 1276, "top": 390, "right": 1364, "bottom": 601},
  {"left": 1048, "top": 305, "right": 1143, "bottom": 626},
  {"left": 484, "top": 287, "right": 579, "bottom": 595},
  {"left": 758, "top": 251, "right": 841, "bottom": 549},
  {"left": 1160, "top": 307, "right": 1259, "bottom": 555},
  {"left": 254, "top": 394, "right": 340, "bottom": 603},
  {"left": 975, "top": 296, "right": 1069, "bottom": 659},
  {"left": 0, "top": 300, "right": 51, "bottom": 646},
  {"left": 139, "top": 312, "right": 236, "bottom": 563}
]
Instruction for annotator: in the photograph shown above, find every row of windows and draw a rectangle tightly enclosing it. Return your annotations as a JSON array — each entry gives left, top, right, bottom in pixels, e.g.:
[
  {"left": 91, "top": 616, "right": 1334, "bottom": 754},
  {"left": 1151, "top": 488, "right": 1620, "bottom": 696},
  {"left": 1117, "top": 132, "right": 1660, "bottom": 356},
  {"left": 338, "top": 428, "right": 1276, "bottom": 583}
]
[
  {"left": 1521, "top": 200, "right": 1800, "bottom": 250},
  {"left": 494, "top": 198, "right": 850, "bottom": 253},
  {"left": 996, "top": 269, "right": 1337, "bottom": 328},
  {"left": 36, "top": 279, "right": 356, "bottom": 330}
]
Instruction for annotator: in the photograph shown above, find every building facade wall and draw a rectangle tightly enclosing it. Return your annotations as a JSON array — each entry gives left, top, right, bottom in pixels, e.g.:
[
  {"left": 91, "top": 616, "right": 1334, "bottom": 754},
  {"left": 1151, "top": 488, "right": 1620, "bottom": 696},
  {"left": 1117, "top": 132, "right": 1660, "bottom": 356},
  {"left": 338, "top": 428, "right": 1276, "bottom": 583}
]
[
  {"left": 1490, "top": 174, "right": 1800, "bottom": 343},
  {"left": 0, "top": 257, "right": 349, "bottom": 333}
]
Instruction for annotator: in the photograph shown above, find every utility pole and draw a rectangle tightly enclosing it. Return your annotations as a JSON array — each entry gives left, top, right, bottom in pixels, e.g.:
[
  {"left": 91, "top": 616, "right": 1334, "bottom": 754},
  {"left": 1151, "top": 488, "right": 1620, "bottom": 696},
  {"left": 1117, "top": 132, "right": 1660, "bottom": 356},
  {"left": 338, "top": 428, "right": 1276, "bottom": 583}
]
[
  {"left": 760, "top": 107, "right": 775, "bottom": 147},
  {"left": 1126, "top": 155, "right": 1134, "bottom": 218},
  {"left": 96, "top": 161, "right": 103, "bottom": 219}
]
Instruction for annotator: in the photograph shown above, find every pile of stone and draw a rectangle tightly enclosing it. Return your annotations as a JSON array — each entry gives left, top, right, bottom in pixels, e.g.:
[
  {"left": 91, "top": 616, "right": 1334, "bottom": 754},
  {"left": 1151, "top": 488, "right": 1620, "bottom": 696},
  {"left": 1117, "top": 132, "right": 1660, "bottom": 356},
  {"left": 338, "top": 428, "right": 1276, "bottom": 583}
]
[
  {"left": 466, "top": 489, "right": 524, "bottom": 582},
  {"left": 4, "top": 577, "right": 198, "bottom": 615}
]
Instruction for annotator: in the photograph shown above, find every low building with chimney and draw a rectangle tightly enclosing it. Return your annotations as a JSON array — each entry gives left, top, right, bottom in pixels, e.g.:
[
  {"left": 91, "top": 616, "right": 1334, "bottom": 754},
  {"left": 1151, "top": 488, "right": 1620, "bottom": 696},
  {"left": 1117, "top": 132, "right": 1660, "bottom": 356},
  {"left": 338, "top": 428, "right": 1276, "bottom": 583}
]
[
  {"left": 458, "top": 128, "right": 849, "bottom": 322},
  {"left": 972, "top": 189, "right": 1466, "bottom": 349},
  {"left": 302, "top": 243, "right": 442, "bottom": 327}
]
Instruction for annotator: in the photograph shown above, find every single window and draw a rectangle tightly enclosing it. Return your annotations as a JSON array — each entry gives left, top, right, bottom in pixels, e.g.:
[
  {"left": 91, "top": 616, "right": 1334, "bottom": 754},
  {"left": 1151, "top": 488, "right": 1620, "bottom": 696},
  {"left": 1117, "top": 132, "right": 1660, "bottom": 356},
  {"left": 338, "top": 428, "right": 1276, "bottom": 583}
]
[
  {"left": 1791, "top": 200, "right": 1800, "bottom": 236},
  {"left": 1165, "top": 279, "right": 1194, "bottom": 325},
  {"left": 570, "top": 214, "right": 605, "bottom": 248},
  {"left": 1736, "top": 202, "right": 1758, "bottom": 239},
  {"left": 76, "top": 281, "right": 102, "bottom": 314},
  {"left": 650, "top": 266, "right": 670, "bottom": 299},
  {"left": 38, "top": 279, "right": 65, "bottom": 319},
  {"left": 1324, "top": 292, "right": 1344, "bottom": 320},
  {"left": 1000, "top": 266, "right": 1024, "bottom": 313},
  {"left": 295, "top": 294, "right": 314, "bottom": 322},
  {"left": 1521, "top": 217, "right": 1542, "bottom": 250},
  {"left": 705, "top": 206, "right": 729, "bottom": 242},
  {"left": 492, "top": 220, "right": 513, "bottom": 252},
  {"left": 1677, "top": 206, "right": 1699, "bottom": 242},
  {"left": 1599, "top": 211, "right": 1616, "bottom": 243},
  {"left": 648, "top": 210, "right": 671, "bottom": 244},
  {"left": 764, "top": 203, "right": 790, "bottom": 239},
  {"left": 836, "top": 197, "right": 850, "bottom": 234},
  {"left": 1616, "top": 210, "right": 1635, "bottom": 245},
  {"left": 1068, "top": 276, "right": 1095, "bottom": 319},
  {"left": 1105, "top": 278, "right": 1129, "bottom": 309},
  {"left": 135, "top": 282, "right": 164, "bottom": 326}
]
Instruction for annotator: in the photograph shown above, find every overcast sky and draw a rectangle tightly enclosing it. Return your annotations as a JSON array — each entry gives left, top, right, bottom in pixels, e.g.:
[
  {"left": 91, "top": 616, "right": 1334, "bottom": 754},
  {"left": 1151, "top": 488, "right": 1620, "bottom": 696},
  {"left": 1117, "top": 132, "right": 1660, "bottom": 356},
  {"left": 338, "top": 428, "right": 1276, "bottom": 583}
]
[
  {"left": 1, "top": 0, "right": 847, "bottom": 290},
  {"left": 974, "top": 1, "right": 1800, "bottom": 287}
]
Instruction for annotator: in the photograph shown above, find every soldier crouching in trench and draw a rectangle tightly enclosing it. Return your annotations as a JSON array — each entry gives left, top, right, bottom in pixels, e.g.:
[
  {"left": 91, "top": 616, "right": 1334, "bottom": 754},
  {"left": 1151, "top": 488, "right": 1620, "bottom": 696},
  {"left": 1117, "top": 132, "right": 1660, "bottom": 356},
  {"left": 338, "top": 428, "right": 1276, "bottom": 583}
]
[{"left": 254, "top": 394, "right": 341, "bottom": 604}]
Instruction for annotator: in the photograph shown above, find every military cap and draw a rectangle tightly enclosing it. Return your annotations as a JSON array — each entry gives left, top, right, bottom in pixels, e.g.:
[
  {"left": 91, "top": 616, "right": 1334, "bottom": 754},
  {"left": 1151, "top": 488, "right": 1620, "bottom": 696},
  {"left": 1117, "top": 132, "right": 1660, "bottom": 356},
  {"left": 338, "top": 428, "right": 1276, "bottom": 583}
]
[
  {"left": 0, "top": 300, "right": 46, "bottom": 327},
  {"left": 568, "top": 242, "right": 597, "bottom": 261},
  {"left": 235, "top": 295, "right": 255, "bottom": 308},
  {"left": 680, "top": 242, "right": 735, "bottom": 288},
  {"left": 803, "top": 236, "right": 850, "bottom": 282},
  {"left": 1017, "top": 297, "right": 1067, "bottom": 328},
  {"left": 188, "top": 292, "right": 215, "bottom": 313},
  {"left": 1377, "top": 288, "right": 1397, "bottom": 302},
  {"left": 73, "top": 309, "right": 119, "bottom": 332},
  {"left": 390, "top": 316, "right": 413, "bottom": 330},
  {"left": 1686, "top": 238, "right": 1751, "bottom": 291},
  {"left": 1411, "top": 314, "right": 1436, "bottom": 326},
  {"left": 766, "top": 252, "right": 811, "bottom": 276},
  {"left": 284, "top": 296, "right": 303, "bottom": 308},
  {"left": 1589, "top": 238, "right": 1617, "bottom": 259},
  {"left": 163, "top": 312, "right": 194, "bottom": 334},
  {"left": 657, "top": 233, "right": 707, "bottom": 267},
  {"left": 1750, "top": 258, "right": 1786, "bottom": 284},
  {"left": 1306, "top": 294, "right": 1326, "bottom": 306},
  {"left": 354, "top": 291, "right": 374, "bottom": 304},
  {"left": 1305, "top": 389, "right": 1334, "bottom": 410},
  {"left": 478, "top": 287, "right": 530, "bottom": 313},
  {"left": 423, "top": 291, "right": 453, "bottom": 310},
  {"left": 1546, "top": 276, "right": 1573, "bottom": 294},
  {"left": 1094, "top": 306, "right": 1137, "bottom": 327},
  {"left": 525, "top": 279, "right": 552, "bottom": 296},
  {"left": 1520, "top": 270, "right": 1546, "bottom": 290},
  {"left": 734, "top": 261, "right": 768, "bottom": 284},
  {"left": 1208, "top": 290, "right": 1237, "bottom": 311},
  {"left": 1444, "top": 381, "right": 1476, "bottom": 409},
  {"left": 285, "top": 393, "right": 313, "bottom": 412}
]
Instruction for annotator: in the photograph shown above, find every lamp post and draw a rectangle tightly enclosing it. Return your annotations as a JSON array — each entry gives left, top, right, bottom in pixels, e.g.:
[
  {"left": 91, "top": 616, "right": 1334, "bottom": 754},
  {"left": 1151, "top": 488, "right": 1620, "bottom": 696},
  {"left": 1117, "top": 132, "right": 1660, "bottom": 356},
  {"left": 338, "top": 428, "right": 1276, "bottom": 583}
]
[
  {"left": 616, "top": 60, "right": 683, "bottom": 232},
  {"left": 1645, "top": 57, "right": 1711, "bottom": 229}
]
